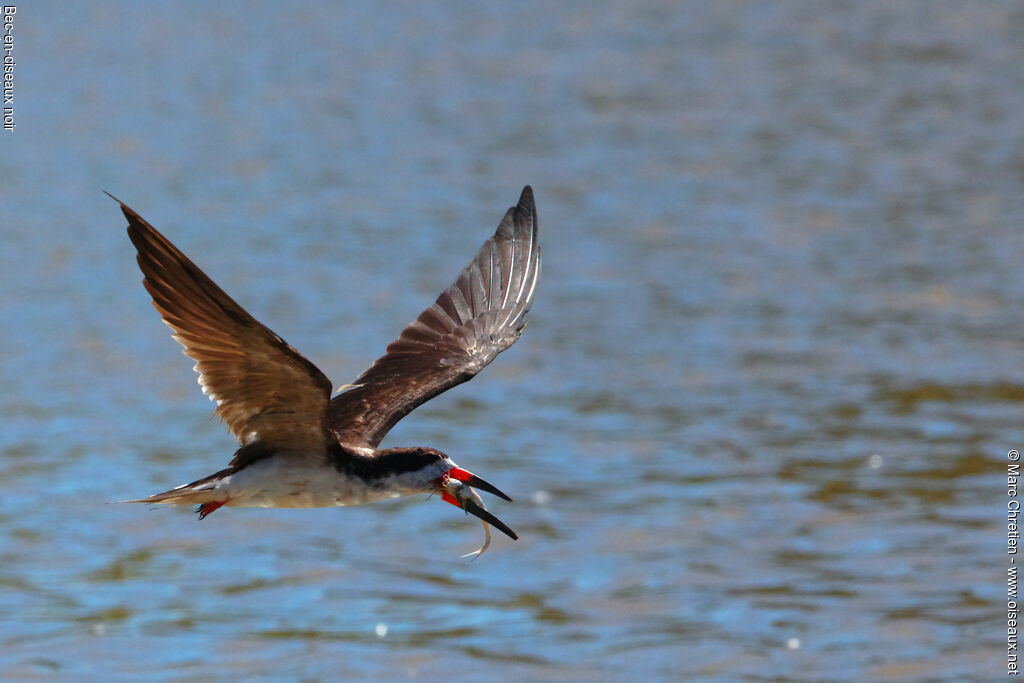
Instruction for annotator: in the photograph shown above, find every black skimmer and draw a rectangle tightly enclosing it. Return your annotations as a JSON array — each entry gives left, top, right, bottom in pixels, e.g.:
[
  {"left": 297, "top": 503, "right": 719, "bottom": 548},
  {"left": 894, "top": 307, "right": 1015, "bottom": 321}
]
[{"left": 113, "top": 187, "right": 540, "bottom": 557}]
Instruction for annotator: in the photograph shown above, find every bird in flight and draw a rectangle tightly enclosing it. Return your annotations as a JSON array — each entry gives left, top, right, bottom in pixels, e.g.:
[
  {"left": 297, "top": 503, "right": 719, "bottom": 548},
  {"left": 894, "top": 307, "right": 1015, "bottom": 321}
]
[{"left": 113, "top": 186, "right": 540, "bottom": 557}]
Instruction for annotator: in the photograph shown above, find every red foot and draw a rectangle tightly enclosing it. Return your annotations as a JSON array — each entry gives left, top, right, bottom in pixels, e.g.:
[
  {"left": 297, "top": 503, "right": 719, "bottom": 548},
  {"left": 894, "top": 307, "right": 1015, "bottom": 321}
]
[{"left": 196, "top": 501, "right": 227, "bottom": 519}]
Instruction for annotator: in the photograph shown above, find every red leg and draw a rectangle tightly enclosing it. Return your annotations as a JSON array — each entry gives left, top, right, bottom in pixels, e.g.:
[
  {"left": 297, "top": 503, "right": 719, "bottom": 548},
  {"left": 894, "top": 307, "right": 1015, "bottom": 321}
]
[{"left": 196, "top": 500, "right": 227, "bottom": 519}]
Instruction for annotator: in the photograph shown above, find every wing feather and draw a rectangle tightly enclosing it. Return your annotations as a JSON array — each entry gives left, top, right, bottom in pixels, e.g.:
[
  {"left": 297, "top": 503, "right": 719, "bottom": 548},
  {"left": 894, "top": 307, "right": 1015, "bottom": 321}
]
[
  {"left": 327, "top": 186, "right": 541, "bottom": 448},
  {"left": 116, "top": 196, "right": 333, "bottom": 452}
]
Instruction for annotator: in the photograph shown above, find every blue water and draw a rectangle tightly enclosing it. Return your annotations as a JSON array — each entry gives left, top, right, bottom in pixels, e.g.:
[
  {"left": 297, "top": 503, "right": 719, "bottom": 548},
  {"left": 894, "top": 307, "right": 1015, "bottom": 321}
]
[{"left": 1, "top": 2, "right": 1021, "bottom": 680}]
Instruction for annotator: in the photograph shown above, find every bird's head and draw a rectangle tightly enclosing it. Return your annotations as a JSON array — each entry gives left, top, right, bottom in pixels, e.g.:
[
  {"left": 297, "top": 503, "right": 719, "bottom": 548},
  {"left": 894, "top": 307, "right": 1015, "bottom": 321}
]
[
  {"left": 434, "top": 466, "right": 518, "bottom": 542},
  {"left": 361, "top": 447, "right": 518, "bottom": 557}
]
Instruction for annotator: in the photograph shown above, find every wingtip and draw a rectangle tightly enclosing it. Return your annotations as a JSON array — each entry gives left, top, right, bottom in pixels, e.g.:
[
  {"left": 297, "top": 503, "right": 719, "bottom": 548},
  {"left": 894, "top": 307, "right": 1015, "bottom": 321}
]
[
  {"left": 103, "top": 189, "right": 127, "bottom": 207},
  {"left": 517, "top": 185, "right": 535, "bottom": 216},
  {"left": 103, "top": 189, "right": 136, "bottom": 221},
  {"left": 105, "top": 191, "right": 150, "bottom": 230}
]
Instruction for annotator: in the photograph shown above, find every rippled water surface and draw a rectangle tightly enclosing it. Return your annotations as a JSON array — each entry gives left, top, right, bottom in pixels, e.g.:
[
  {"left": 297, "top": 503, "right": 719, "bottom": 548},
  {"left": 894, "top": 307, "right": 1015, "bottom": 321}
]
[{"left": 2, "top": 2, "right": 1022, "bottom": 680}]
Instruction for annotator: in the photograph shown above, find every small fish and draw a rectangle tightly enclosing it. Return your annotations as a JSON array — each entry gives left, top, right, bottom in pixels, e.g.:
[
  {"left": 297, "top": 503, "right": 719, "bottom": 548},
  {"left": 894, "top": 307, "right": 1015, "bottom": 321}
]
[{"left": 440, "top": 475, "right": 515, "bottom": 559}]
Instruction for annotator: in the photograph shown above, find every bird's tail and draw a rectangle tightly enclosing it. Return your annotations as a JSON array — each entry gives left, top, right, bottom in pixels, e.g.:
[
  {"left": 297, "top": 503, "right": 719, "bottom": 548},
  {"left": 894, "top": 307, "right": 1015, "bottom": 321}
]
[{"left": 120, "top": 467, "right": 234, "bottom": 506}]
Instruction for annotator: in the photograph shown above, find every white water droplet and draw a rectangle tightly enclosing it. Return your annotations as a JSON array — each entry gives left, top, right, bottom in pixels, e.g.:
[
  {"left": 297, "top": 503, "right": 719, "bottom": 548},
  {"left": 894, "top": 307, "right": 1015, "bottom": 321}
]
[
  {"left": 786, "top": 637, "right": 801, "bottom": 650},
  {"left": 375, "top": 623, "right": 388, "bottom": 638},
  {"left": 868, "top": 454, "right": 883, "bottom": 469}
]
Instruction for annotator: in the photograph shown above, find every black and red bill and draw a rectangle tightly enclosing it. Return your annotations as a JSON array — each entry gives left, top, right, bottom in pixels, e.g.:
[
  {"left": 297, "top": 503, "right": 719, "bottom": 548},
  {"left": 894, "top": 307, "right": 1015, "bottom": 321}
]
[{"left": 461, "top": 498, "right": 519, "bottom": 540}]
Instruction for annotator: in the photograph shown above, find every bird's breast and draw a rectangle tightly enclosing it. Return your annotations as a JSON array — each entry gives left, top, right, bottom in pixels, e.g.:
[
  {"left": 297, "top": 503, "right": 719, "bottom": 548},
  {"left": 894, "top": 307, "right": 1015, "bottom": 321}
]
[{"left": 218, "top": 453, "right": 421, "bottom": 508}]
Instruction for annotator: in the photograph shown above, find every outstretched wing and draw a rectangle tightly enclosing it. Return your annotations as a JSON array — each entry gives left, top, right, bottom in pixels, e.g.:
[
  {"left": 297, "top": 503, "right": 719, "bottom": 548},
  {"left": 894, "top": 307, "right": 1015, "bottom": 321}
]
[
  {"left": 327, "top": 186, "right": 541, "bottom": 448},
  {"left": 115, "top": 195, "right": 333, "bottom": 453}
]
